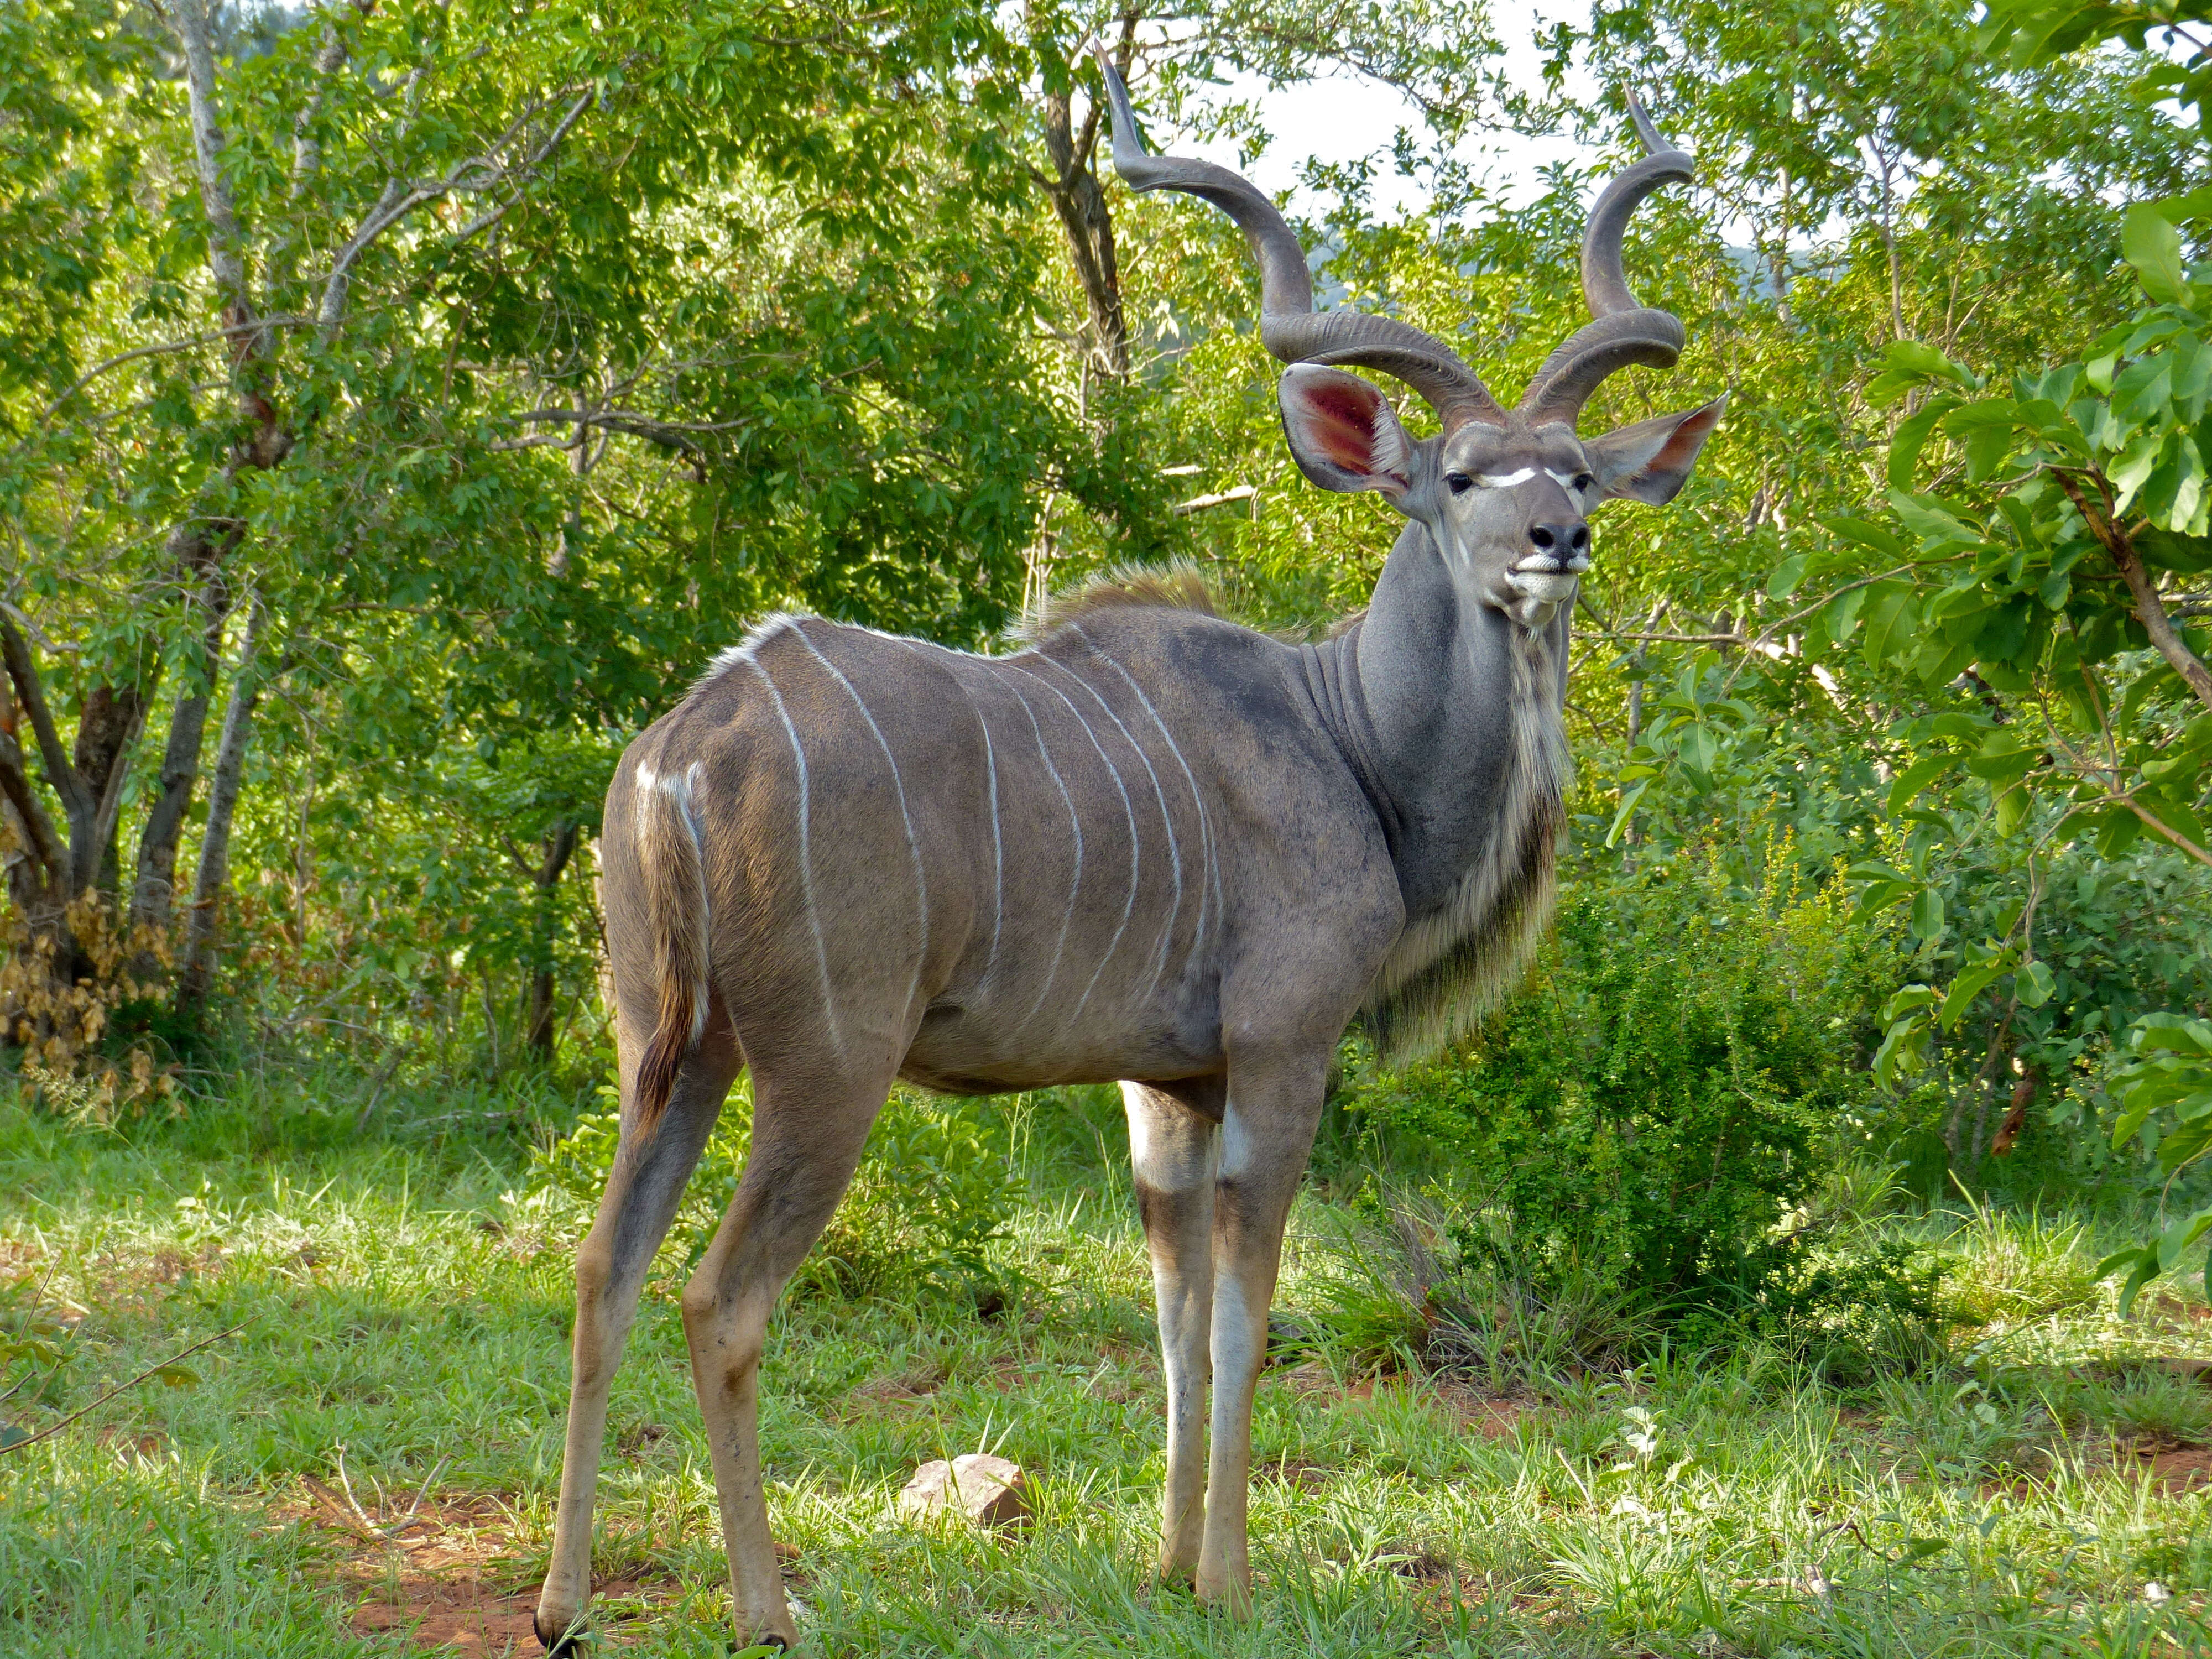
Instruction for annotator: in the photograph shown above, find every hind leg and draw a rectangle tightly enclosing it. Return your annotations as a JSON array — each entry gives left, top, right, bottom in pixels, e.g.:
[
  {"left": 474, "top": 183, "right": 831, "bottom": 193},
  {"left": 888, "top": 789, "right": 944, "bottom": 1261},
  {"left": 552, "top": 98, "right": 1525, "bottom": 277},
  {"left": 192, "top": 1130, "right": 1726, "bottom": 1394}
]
[
  {"left": 536, "top": 1026, "right": 740, "bottom": 1655},
  {"left": 680, "top": 1053, "right": 892, "bottom": 1650}
]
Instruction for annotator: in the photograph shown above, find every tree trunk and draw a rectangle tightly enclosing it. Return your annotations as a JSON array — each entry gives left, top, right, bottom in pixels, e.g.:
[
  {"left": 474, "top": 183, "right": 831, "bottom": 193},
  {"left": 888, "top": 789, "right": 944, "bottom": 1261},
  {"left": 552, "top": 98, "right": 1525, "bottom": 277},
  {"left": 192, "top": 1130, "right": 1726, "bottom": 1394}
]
[
  {"left": 176, "top": 599, "right": 268, "bottom": 1010},
  {"left": 131, "top": 573, "right": 234, "bottom": 946},
  {"left": 66, "top": 682, "right": 150, "bottom": 899},
  {"left": 524, "top": 820, "right": 581, "bottom": 1060},
  {"left": 1038, "top": 18, "right": 1137, "bottom": 379}
]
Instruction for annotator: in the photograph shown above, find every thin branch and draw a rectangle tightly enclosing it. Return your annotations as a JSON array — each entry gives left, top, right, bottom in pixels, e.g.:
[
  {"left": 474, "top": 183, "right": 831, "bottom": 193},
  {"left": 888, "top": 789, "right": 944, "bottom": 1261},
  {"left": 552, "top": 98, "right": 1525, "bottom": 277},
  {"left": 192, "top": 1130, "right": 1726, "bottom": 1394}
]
[
  {"left": 2048, "top": 468, "right": 2212, "bottom": 712},
  {"left": 509, "top": 407, "right": 750, "bottom": 435},
  {"left": 446, "top": 84, "right": 599, "bottom": 242},
  {"left": 0, "top": 612, "right": 84, "bottom": 818},
  {"left": 2122, "top": 795, "right": 2212, "bottom": 867},
  {"left": 318, "top": 85, "right": 597, "bottom": 340},
  {"left": 0, "top": 1325, "right": 244, "bottom": 1455},
  {"left": 27, "top": 320, "right": 310, "bottom": 431},
  {"left": 1171, "top": 486, "right": 1256, "bottom": 515}
]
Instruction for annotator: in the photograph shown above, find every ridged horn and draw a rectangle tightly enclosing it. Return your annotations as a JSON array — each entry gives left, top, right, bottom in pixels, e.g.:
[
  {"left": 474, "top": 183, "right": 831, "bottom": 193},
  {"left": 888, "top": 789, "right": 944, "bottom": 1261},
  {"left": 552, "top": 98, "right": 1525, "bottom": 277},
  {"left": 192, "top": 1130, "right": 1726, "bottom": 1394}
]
[
  {"left": 1519, "top": 91, "right": 1692, "bottom": 428},
  {"left": 1092, "top": 42, "right": 1505, "bottom": 430}
]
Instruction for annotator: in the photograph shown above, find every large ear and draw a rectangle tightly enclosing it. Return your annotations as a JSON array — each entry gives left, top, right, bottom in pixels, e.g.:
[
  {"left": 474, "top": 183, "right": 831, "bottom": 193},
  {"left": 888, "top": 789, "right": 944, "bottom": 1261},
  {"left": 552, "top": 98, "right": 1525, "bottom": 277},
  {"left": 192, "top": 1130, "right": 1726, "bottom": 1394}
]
[
  {"left": 1585, "top": 395, "right": 1727, "bottom": 505},
  {"left": 1277, "top": 364, "right": 1413, "bottom": 498}
]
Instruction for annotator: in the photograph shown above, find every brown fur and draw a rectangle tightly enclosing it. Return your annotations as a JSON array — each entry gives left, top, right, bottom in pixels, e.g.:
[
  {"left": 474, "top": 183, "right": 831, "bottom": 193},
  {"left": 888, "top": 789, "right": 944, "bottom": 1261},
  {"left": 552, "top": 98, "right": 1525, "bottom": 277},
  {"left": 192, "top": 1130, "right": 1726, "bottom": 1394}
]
[{"left": 1018, "top": 561, "right": 1220, "bottom": 641}]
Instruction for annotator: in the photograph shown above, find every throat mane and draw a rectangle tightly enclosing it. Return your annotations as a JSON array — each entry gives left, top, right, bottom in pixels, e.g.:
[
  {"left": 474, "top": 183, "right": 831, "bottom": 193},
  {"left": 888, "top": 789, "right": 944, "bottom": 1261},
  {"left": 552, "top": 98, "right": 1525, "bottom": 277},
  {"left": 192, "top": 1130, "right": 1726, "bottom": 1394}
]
[{"left": 1363, "top": 624, "right": 1567, "bottom": 1060}]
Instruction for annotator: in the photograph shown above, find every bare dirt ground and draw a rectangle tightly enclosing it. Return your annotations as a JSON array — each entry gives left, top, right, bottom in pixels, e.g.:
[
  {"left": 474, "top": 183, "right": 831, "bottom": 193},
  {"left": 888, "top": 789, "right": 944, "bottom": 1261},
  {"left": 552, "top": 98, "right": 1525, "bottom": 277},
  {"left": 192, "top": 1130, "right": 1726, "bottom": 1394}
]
[{"left": 280, "top": 1486, "right": 673, "bottom": 1655}]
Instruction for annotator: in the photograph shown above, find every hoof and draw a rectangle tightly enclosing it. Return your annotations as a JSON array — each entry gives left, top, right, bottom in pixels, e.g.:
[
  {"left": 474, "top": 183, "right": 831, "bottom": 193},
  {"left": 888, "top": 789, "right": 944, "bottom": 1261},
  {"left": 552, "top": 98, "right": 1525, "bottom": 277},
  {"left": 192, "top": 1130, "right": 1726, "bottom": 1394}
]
[
  {"left": 534, "top": 1612, "right": 585, "bottom": 1655},
  {"left": 732, "top": 1640, "right": 790, "bottom": 1656}
]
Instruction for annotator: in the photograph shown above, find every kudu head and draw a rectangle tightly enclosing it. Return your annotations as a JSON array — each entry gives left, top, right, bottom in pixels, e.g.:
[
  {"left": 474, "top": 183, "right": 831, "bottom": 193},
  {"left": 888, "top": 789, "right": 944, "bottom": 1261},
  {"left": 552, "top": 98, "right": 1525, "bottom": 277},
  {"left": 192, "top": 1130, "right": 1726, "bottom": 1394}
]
[{"left": 1095, "top": 50, "right": 1724, "bottom": 628}]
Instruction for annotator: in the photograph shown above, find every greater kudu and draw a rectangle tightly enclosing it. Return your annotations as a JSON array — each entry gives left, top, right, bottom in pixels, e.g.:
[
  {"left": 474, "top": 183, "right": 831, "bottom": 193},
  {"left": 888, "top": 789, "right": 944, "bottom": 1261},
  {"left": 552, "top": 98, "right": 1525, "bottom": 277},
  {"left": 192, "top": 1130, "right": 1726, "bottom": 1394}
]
[{"left": 535, "top": 58, "right": 1723, "bottom": 1654}]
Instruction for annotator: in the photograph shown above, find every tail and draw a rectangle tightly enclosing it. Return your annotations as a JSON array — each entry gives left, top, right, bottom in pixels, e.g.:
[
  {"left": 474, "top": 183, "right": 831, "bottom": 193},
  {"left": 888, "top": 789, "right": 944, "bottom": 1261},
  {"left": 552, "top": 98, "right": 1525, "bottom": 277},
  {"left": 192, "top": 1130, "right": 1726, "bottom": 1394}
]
[{"left": 630, "top": 761, "right": 711, "bottom": 1141}]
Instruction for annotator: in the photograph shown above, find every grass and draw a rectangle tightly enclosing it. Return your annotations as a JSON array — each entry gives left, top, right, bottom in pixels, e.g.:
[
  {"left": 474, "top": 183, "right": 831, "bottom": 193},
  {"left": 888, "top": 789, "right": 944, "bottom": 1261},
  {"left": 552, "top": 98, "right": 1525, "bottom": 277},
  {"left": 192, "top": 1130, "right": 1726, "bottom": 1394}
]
[{"left": 2, "top": 1079, "right": 2209, "bottom": 1657}]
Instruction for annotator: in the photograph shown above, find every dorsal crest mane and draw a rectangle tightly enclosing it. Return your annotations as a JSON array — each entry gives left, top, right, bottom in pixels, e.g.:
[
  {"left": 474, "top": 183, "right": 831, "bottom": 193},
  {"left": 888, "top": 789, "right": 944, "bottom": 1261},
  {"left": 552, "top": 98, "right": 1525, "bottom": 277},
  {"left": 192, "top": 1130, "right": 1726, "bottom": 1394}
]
[{"left": 1015, "top": 561, "right": 1222, "bottom": 643}]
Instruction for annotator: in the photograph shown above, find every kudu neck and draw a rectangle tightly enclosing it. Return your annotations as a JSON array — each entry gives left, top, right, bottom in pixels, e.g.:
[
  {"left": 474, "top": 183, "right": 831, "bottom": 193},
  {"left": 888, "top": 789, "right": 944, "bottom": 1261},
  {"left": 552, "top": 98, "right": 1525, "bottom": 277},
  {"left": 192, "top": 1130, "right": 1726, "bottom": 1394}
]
[{"left": 1302, "top": 520, "right": 1569, "bottom": 919}]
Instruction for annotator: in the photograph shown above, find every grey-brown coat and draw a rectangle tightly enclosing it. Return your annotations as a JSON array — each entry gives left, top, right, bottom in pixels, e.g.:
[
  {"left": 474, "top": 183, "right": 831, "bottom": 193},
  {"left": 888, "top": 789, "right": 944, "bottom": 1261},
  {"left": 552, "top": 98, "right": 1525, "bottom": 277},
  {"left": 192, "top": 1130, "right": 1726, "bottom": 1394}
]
[{"left": 534, "top": 58, "right": 1724, "bottom": 1655}]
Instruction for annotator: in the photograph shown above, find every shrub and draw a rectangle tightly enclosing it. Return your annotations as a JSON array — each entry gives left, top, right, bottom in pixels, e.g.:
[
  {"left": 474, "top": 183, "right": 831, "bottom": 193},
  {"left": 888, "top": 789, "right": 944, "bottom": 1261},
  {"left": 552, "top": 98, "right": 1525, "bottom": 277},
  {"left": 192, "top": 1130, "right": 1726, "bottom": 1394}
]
[
  {"left": 531, "top": 1083, "right": 1019, "bottom": 1304},
  {"left": 1348, "top": 839, "right": 1905, "bottom": 1330}
]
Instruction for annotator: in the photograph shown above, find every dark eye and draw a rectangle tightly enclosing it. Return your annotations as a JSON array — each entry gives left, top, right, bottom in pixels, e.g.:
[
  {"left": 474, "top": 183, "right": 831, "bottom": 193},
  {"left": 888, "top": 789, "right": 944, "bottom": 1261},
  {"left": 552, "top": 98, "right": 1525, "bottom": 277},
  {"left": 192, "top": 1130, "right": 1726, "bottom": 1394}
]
[
  {"left": 1446, "top": 472, "right": 1473, "bottom": 495},
  {"left": 1573, "top": 472, "right": 1593, "bottom": 492}
]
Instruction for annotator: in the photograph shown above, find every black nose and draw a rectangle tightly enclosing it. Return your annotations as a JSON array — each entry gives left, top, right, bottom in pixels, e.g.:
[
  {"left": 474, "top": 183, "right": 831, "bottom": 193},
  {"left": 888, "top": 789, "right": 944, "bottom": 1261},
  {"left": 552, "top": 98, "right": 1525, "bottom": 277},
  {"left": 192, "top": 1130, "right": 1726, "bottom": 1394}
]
[{"left": 1528, "top": 520, "right": 1589, "bottom": 553}]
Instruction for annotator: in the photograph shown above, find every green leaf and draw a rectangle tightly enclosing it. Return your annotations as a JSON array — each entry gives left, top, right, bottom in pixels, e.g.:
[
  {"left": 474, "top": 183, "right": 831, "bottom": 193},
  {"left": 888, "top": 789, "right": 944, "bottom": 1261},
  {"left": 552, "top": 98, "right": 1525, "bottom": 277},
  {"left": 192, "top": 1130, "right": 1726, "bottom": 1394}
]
[
  {"left": 2112, "top": 1092, "right": 2156, "bottom": 1149},
  {"left": 1603, "top": 778, "right": 1651, "bottom": 849},
  {"left": 1887, "top": 755, "right": 1955, "bottom": 817},
  {"left": 1890, "top": 400, "right": 1958, "bottom": 489},
  {"left": 2139, "top": 527, "right": 2212, "bottom": 573},
  {"left": 2124, "top": 203, "right": 2190, "bottom": 305},
  {"left": 2131, "top": 1014, "right": 2212, "bottom": 1056},
  {"left": 2016, "top": 959, "right": 2056, "bottom": 1008},
  {"left": 2094, "top": 1245, "right": 2152, "bottom": 1282},
  {"left": 150, "top": 1363, "right": 199, "bottom": 1388},
  {"left": 2119, "top": 1252, "right": 2164, "bottom": 1319},
  {"left": 1766, "top": 554, "right": 1808, "bottom": 599},
  {"left": 2096, "top": 810, "right": 2143, "bottom": 859},
  {"left": 1941, "top": 399, "right": 2023, "bottom": 483},
  {"left": 1911, "top": 888, "right": 1945, "bottom": 941},
  {"left": 1881, "top": 984, "right": 1940, "bottom": 1020},
  {"left": 1828, "top": 517, "right": 1906, "bottom": 559},
  {"left": 0, "top": 1425, "right": 28, "bottom": 1450},
  {"left": 1887, "top": 489, "right": 1978, "bottom": 550},
  {"left": 1849, "top": 880, "right": 1914, "bottom": 923},
  {"left": 1939, "top": 956, "right": 2016, "bottom": 1029},
  {"left": 1863, "top": 582, "right": 1914, "bottom": 668},
  {"left": 1869, "top": 341, "right": 1978, "bottom": 408},
  {"left": 1872, "top": 1015, "right": 1927, "bottom": 1088},
  {"left": 1827, "top": 585, "right": 1870, "bottom": 644},
  {"left": 1964, "top": 746, "right": 2037, "bottom": 786},
  {"left": 2154, "top": 184, "right": 2212, "bottom": 225},
  {"left": 2137, "top": 794, "right": 2209, "bottom": 855},
  {"left": 2157, "top": 1118, "right": 2212, "bottom": 1174}
]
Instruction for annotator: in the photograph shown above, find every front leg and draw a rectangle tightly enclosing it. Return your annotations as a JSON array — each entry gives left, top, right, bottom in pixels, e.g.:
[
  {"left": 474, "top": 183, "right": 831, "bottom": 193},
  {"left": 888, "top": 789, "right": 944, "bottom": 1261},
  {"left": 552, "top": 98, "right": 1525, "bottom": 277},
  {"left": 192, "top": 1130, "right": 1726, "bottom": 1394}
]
[
  {"left": 1195, "top": 1052, "right": 1330, "bottom": 1613},
  {"left": 1122, "top": 1081, "right": 1220, "bottom": 1583}
]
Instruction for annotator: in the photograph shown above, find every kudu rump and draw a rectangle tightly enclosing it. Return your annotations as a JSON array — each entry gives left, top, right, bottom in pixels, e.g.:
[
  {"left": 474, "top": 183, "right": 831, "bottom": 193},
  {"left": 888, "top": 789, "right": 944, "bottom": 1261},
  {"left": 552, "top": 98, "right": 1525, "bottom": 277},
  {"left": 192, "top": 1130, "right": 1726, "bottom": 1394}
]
[{"left": 536, "top": 55, "right": 1723, "bottom": 1654}]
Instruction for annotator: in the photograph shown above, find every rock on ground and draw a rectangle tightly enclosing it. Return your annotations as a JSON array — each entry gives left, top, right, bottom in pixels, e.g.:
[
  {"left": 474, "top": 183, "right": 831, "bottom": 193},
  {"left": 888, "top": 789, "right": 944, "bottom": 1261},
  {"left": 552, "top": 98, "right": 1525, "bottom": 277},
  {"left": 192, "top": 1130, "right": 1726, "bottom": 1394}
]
[{"left": 898, "top": 1453, "right": 1030, "bottom": 1528}]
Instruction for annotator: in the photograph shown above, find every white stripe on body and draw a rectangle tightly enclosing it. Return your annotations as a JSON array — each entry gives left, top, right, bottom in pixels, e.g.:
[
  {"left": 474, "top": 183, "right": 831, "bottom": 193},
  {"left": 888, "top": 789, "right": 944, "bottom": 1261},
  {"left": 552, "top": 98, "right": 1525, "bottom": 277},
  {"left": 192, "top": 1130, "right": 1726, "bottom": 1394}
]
[
  {"left": 904, "top": 643, "right": 1008, "bottom": 991},
  {"left": 977, "top": 701, "right": 1005, "bottom": 986},
  {"left": 741, "top": 658, "right": 847, "bottom": 1058},
  {"left": 998, "top": 673, "right": 1084, "bottom": 1032},
  {"left": 1015, "top": 659, "right": 1140, "bottom": 1021},
  {"left": 792, "top": 628, "right": 930, "bottom": 989},
  {"left": 1041, "top": 650, "right": 1186, "bottom": 1001},
  {"left": 1071, "top": 630, "right": 1220, "bottom": 979}
]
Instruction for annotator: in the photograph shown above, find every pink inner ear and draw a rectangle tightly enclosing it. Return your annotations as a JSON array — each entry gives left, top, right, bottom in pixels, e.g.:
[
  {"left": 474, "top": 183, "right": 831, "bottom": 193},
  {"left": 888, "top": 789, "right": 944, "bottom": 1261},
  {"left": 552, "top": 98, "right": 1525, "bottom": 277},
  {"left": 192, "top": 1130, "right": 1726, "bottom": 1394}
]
[
  {"left": 1293, "top": 380, "right": 1383, "bottom": 473},
  {"left": 1648, "top": 402, "right": 1723, "bottom": 473}
]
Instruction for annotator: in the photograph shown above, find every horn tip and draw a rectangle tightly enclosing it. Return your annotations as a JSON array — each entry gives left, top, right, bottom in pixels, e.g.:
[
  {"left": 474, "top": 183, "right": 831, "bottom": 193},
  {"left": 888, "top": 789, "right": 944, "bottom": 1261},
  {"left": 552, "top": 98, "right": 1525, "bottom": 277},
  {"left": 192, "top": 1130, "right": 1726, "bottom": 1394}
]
[
  {"left": 1090, "top": 38, "right": 1151, "bottom": 168},
  {"left": 1623, "top": 88, "right": 1673, "bottom": 160}
]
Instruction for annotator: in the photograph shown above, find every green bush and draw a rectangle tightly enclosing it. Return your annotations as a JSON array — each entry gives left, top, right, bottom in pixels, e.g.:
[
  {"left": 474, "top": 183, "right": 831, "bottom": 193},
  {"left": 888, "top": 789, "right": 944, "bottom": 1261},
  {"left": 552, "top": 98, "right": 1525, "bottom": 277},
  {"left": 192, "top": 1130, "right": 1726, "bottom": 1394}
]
[
  {"left": 1349, "top": 841, "right": 1906, "bottom": 1331},
  {"left": 531, "top": 1083, "right": 1018, "bottom": 1304}
]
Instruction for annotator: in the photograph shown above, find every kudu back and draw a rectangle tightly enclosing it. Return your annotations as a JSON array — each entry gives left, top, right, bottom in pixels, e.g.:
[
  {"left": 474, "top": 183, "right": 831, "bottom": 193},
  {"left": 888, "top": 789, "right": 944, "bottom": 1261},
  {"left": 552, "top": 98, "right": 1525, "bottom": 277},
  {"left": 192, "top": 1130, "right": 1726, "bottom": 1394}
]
[{"left": 536, "top": 57, "right": 1724, "bottom": 1655}]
